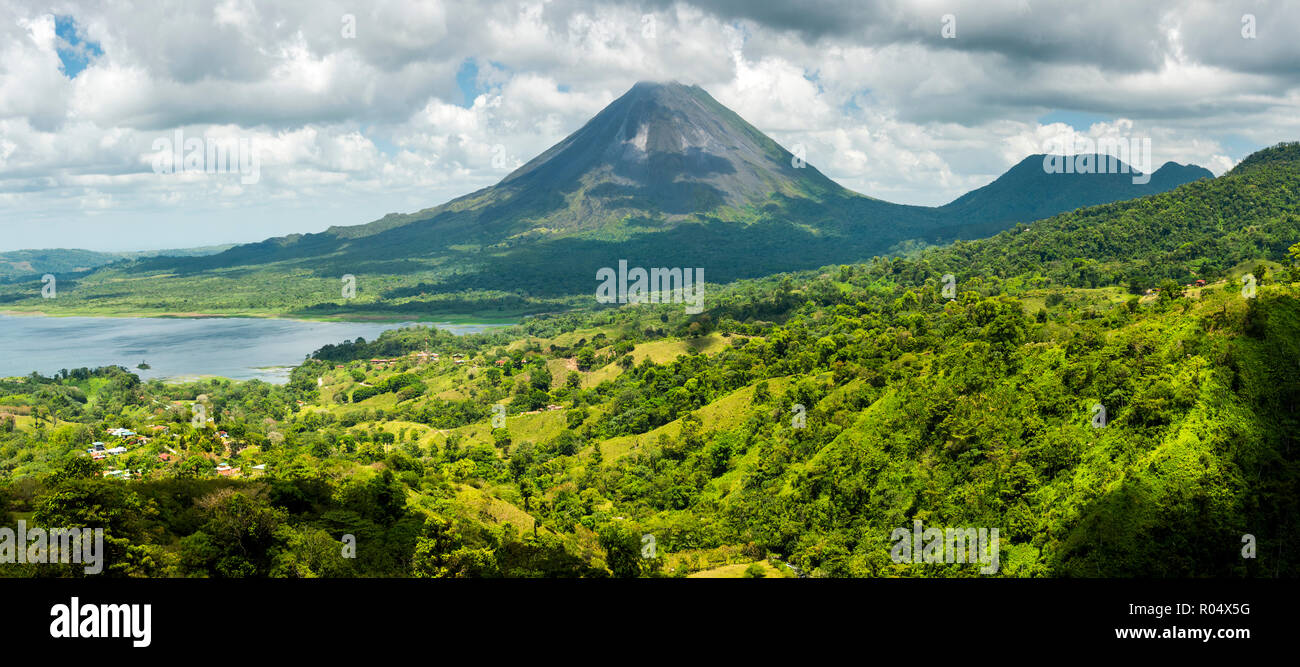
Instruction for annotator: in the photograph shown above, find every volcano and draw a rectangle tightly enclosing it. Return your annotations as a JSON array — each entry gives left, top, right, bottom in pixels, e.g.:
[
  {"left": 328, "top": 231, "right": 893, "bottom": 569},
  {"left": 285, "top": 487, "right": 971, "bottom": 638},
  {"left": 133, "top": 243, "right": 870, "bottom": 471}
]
[{"left": 123, "top": 81, "right": 1211, "bottom": 299}]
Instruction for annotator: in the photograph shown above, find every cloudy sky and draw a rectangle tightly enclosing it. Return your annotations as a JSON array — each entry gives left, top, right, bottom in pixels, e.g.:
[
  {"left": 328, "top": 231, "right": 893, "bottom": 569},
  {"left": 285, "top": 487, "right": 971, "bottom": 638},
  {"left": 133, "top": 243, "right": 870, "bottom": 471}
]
[{"left": 2, "top": 0, "right": 1298, "bottom": 251}]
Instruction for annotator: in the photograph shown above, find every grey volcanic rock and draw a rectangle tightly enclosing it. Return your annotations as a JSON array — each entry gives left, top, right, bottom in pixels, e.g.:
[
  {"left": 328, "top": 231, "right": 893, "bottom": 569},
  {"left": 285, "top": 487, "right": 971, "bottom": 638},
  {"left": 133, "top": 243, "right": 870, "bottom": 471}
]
[{"left": 500, "top": 81, "right": 844, "bottom": 213}]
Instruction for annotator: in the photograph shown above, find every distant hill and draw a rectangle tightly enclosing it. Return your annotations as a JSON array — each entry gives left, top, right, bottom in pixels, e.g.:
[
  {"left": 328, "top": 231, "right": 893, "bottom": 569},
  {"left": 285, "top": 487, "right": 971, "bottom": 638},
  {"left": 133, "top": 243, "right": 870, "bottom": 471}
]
[
  {"left": 913, "top": 141, "right": 1300, "bottom": 291},
  {"left": 0, "top": 82, "right": 1211, "bottom": 315},
  {"left": 938, "top": 155, "right": 1213, "bottom": 238},
  {"left": 0, "top": 245, "right": 235, "bottom": 282}
]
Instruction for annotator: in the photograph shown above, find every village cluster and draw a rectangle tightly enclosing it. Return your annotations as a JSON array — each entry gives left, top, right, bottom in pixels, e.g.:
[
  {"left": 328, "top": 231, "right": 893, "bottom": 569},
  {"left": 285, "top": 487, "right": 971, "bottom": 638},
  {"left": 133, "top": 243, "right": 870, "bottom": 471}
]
[
  {"left": 84, "top": 426, "right": 148, "bottom": 479},
  {"left": 70, "top": 348, "right": 491, "bottom": 480},
  {"left": 83, "top": 422, "right": 265, "bottom": 480}
]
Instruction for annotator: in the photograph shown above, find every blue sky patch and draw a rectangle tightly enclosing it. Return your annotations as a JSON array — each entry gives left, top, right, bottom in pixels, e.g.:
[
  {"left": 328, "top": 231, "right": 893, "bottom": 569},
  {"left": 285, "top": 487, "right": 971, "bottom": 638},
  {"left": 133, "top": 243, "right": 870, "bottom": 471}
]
[
  {"left": 54, "top": 16, "right": 102, "bottom": 79},
  {"left": 455, "top": 59, "right": 480, "bottom": 107},
  {"left": 455, "top": 59, "right": 513, "bottom": 107},
  {"left": 1216, "top": 134, "right": 1265, "bottom": 162}
]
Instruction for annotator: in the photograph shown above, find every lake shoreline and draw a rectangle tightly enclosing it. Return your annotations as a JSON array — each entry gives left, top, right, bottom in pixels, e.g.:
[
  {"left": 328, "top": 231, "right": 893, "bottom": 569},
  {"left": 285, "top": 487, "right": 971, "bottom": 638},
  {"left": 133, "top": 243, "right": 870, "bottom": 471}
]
[
  {"left": 0, "top": 314, "right": 508, "bottom": 384},
  {"left": 0, "top": 308, "right": 519, "bottom": 326}
]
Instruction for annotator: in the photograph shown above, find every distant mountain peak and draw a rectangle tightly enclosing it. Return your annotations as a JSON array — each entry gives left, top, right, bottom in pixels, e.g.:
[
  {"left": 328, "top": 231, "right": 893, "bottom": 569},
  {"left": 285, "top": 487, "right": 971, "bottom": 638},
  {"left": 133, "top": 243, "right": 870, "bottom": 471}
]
[
  {"left": 499, "top": 79, "right": 841, "bottom": 212},
  {"left": 627, "top": 79, "right": 693, "bottom": 91},
  {"left": 940, "top": 153, "right": 1212, "bottom": 226}
]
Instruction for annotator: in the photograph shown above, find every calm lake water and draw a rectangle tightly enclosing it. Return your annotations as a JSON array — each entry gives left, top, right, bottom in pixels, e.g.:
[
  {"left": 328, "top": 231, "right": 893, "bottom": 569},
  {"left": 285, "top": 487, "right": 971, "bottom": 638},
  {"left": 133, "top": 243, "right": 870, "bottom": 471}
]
[{"left": 0, "top": 314, "right": 501, "bottom": 383}]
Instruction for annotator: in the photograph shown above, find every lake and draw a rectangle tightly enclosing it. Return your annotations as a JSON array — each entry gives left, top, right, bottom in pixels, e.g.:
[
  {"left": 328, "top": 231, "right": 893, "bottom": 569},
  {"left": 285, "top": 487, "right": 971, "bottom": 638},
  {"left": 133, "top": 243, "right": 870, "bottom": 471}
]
[{"left": 0, "top": 314, "right": 502, "bottom": 383}]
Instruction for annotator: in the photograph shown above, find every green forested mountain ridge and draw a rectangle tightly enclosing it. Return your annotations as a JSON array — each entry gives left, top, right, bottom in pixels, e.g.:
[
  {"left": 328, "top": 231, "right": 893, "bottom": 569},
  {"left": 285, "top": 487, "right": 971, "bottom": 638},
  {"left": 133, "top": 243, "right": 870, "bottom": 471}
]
[
  {"left": 1, "top": 144, "right": 1297, "bottom": 578},
  {"left": 937, "top": 155, "right": 1211, "bottom": 239},
  {"left": 1228, "top": 140, "right": 1300, "bottom": 177},
  {"left": 0, "top": 82, "right": 1208, "bottom": 316},
  {"left": 910, "top": 141, "right": 1300, "bottom": 293}
]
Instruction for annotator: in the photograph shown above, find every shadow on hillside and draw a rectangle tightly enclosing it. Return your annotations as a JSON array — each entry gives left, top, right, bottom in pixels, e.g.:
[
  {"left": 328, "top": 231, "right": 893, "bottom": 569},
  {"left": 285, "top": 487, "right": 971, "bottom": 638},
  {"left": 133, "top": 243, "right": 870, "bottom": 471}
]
[{"left": 1050, "top": 293, "right": 1300, "bottom": 577}]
